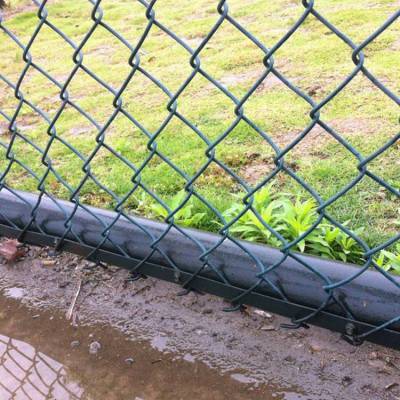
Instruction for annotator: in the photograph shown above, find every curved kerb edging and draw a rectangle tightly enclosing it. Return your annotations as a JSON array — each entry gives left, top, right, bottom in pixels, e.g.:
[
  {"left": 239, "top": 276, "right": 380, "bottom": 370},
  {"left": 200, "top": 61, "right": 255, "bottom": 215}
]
[{"left": 0, "top": 190, "right": 399, "bottom": 349}]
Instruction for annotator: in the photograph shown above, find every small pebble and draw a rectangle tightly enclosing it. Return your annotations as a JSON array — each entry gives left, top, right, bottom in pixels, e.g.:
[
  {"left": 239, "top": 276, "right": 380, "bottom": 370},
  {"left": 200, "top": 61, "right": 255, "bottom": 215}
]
[
  {"left": 309, "top": 342, "right": 323, "bottom": 353},
  {"left": 42, "top": 259, "right": 56, "bottom": 267},
  {"left": 125, "top": 357, "right": 135, "bottom": 365},
  {"left": 253, "top": 309, "right": 273, "bottom": 319},
  {"left": 283, "top": 355, "right": 296, "bottom": 364},
  {"left": 260, "top": 324, "right": 275, "bottom": 331},
  {"left": 342, "top": 376, "right": 353, "bottom": 387},
  {"left": 385, "top": 382, "right": 398, "bottom": 391},
  {"left": 70, "top": 340, "right": 80, "bottom": 348},
  {"left": 89, "top": 341, "right": 101, "bottom": 355}
]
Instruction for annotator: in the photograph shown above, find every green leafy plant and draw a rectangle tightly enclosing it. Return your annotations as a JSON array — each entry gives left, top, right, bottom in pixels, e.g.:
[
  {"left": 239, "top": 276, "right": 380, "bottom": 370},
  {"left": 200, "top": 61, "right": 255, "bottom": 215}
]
[
  {"left": 222, "top": 185, "right": 364, "bottom": 264},
  {"left": 222, "top": 185, "right": 283, "bottom": 247},
  {"left": 141, "top": 185, "right": 395, "bottom": 272},
  {"left": 306, "top": 222, "right": 364, "bottom": 264},
  {"left": 375, "top": 244, "right": 400, "bottom": 274},
  {"left": 149, "top": 190, "right": 206, "bottom": 228}
]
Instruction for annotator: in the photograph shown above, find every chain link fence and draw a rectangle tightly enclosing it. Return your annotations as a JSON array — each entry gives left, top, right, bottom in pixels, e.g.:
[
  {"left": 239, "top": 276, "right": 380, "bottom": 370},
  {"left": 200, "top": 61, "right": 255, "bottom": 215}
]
[{"left": 0, "top": 1, "right": 399, "bottom": 347}]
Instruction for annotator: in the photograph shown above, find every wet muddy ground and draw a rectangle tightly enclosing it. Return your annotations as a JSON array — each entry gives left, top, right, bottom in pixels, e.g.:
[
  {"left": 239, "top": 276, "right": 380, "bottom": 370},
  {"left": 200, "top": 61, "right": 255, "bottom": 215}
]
[
  {"left": 0, "top": 241, "right": 399, "bottom": 399},
  {"left": 0, "top": 295, "right": 290, "bottom": 400}
]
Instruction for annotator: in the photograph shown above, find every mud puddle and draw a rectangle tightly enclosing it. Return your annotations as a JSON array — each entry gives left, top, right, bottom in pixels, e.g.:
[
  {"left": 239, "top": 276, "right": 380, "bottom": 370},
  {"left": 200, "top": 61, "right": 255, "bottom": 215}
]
[{"left": 0, "top": 290, "right": 305, "bottom": 400}]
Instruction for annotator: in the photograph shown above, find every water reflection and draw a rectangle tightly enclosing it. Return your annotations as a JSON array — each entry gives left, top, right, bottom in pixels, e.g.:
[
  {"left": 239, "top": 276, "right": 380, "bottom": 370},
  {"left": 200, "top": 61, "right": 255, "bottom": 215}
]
[
  {"left": 0, "top": 294, "right": 298, "bottom": 400},
  {"left": 0, "top": 334, "right": 85, "bottom": 400}
]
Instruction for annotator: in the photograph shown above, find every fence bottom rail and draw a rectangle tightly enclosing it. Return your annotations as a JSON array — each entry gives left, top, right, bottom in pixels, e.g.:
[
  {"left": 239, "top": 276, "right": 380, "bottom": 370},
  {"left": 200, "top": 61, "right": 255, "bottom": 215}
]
[{"left": 0, "top": 190, "right": 399, "bottom": 349}]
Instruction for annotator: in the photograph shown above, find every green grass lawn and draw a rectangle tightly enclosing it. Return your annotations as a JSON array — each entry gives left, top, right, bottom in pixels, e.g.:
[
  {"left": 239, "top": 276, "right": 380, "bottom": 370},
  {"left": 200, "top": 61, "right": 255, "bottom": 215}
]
[{"left": 0, "top": 0, "right": 399, "bottom": 267}]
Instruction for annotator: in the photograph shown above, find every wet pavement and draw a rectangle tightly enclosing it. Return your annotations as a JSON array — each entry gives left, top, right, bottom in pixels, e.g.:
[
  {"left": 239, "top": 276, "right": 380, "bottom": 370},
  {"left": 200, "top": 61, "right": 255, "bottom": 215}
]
[{"left": 0, "top": 291, "right": 304, "bottom": 400}]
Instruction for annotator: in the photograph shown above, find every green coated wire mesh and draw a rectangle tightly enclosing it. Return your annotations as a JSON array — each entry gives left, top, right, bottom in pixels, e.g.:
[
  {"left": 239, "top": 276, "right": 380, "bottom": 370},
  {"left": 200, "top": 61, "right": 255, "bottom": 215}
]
[{"left": 0, "top": 0, "right": 399, "bottom": 345}]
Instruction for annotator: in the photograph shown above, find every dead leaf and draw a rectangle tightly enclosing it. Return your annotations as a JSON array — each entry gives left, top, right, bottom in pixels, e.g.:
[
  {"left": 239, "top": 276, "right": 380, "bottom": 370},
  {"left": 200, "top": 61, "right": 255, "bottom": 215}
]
[{"left": 0, "top": 239, "right": 26, "bottom": 263}]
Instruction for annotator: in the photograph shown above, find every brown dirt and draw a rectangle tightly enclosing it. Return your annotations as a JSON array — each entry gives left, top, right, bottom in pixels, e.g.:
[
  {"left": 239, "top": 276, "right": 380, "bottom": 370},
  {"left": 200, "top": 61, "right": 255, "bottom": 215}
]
[
  {"left": 0, "top": 240, "right": 399, "bottom": 399},
  {"left": 1, "top": 0, "right": 36, "bottom": 20},
  {"left": 0, "top": 119, "right": 10, "bottom": 136},
  {"left": 70, "top": 125, "right": 93, "bottom": 136},
  {"left": 391, "top": 37, "right": 400, "bottom": 51},
  {"left": 241, "top": 161, "right": 275, "bottom": 185},
  {"left": 239, "top": 115, "right": 383, "bottom": 184},
  {"left": 328, "top": 117, "right": 381, "bottom": 136},
  {"left": 219, "top": 69, "right": 263, "bottom": 88}
]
